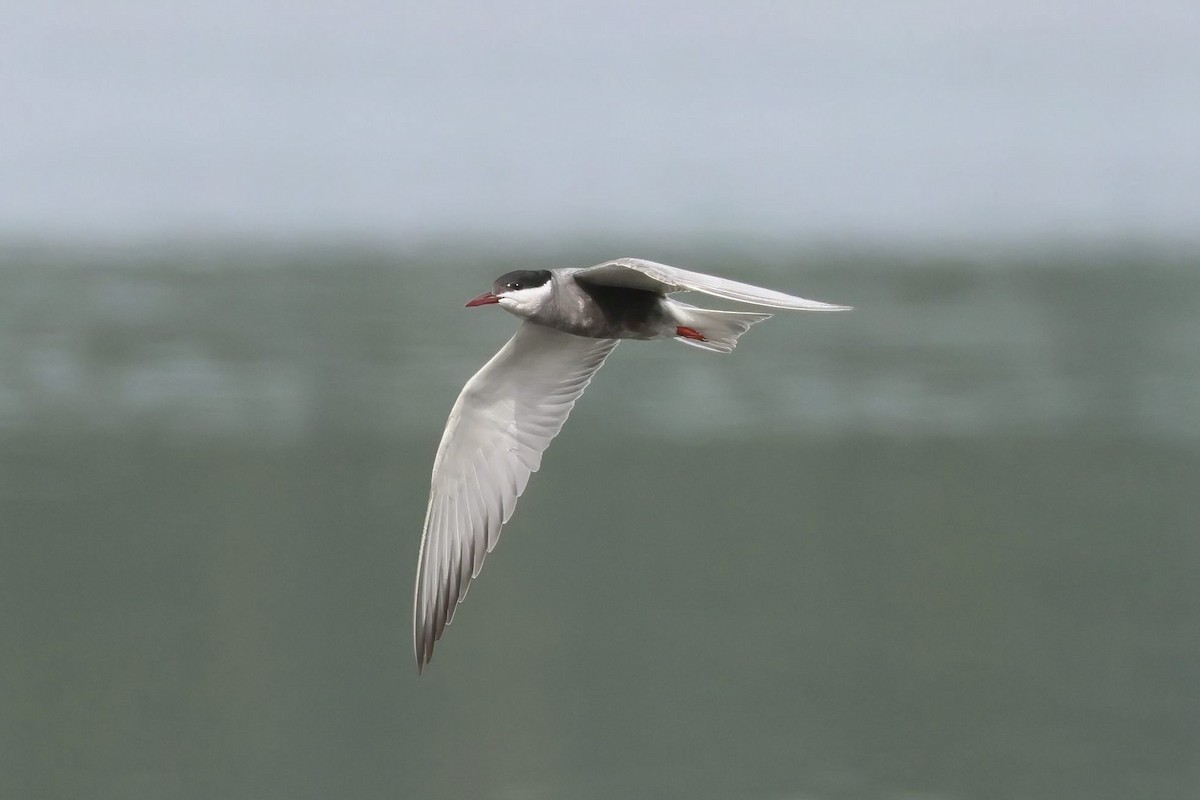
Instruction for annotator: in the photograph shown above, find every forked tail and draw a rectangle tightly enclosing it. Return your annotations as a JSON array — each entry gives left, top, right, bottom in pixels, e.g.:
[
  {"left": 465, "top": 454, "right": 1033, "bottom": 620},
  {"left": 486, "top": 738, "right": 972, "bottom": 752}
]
[{"left": 668, "top": 301, "right": 773, "bottom": 353}]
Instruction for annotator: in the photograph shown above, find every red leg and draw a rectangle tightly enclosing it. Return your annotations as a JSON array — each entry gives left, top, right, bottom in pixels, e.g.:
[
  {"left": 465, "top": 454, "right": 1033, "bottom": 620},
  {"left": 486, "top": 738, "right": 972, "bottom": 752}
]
[{"left": 676, "top": 326, "right": 707, "bottom": 341}]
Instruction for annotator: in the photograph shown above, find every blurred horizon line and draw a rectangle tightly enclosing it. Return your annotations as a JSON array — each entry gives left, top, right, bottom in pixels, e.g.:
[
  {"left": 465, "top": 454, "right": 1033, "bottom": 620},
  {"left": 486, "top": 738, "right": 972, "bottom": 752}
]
[{"left": 3, "top": 227, "right": 1199, "bottom": 265}]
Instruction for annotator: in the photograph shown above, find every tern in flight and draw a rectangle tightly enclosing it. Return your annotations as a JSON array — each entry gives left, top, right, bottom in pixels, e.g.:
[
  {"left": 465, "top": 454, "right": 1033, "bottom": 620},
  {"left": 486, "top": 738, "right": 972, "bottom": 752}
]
[{"left": 413, "top": 258, "right": 849, "bottom": 671}]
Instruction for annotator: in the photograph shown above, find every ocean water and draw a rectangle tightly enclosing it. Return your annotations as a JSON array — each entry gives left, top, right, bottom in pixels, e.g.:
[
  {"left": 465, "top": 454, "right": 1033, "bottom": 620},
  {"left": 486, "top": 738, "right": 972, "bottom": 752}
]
[{"left": 2, "top": 242, "right": 1197, "bottom": 799}]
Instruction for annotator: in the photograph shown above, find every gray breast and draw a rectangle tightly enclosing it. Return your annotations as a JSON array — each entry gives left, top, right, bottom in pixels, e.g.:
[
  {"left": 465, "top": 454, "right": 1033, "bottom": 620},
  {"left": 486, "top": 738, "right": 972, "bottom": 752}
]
[{"left": 541, "top": 276, "right": 671, "bottom": 339}]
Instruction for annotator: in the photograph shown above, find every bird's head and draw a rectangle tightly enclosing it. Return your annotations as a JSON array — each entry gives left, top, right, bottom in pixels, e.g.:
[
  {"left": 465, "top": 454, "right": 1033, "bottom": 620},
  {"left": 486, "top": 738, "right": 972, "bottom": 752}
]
[{"left": 465, "top": 269, "right": 554, "bottom": 319}]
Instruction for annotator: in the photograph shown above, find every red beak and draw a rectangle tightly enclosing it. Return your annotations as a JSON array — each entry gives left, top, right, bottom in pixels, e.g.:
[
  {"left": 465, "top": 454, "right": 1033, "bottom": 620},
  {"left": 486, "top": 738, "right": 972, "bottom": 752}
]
[{"left": 465, "top": 291, "right": 500, "bottom": 308}]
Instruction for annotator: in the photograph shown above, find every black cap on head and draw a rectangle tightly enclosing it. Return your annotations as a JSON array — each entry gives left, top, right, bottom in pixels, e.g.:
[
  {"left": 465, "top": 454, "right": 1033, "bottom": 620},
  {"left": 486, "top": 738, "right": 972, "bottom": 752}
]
[{"left": 494, "top": 270, "right": 552, "bottom": 294}]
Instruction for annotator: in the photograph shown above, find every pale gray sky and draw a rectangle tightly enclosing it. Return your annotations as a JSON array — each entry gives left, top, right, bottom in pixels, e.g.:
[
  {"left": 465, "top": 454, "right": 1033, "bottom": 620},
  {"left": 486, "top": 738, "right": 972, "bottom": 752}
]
[{"left": 3, "top": 1, "right": 1198, "bottom": 239}]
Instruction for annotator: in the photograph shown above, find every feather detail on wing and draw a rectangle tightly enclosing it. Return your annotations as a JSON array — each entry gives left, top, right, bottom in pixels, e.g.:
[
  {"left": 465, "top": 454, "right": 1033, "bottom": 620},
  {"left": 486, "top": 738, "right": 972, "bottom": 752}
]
[
  {"left": 574, "top": 257, "right": 851, "bottom": 311},
  {"left": 414, "top": 322, "right": 619, "bottom": 671}
]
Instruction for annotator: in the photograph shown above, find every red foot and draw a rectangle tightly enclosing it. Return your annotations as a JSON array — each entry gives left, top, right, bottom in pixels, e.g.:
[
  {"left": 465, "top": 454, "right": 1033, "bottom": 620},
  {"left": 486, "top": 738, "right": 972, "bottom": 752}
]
[{"left": 675, "top": 326, "right": 707, "bottom": 342}]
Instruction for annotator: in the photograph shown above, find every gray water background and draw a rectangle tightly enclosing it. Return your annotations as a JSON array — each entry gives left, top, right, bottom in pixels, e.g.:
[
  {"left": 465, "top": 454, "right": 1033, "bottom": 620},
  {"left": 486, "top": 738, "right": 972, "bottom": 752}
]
[
  {"left": 6, "top": 2, "right": 1200, "bottom": 796},
  {"left": 2, "top": 241, "right": 1197, "bottom": 799}
]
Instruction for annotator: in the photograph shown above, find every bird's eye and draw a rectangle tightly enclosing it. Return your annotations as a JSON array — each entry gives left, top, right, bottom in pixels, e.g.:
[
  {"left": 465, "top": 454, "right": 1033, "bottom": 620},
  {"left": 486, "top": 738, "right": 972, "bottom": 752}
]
[{"left": 506, "top": 282, "right": 521, "bottom": 290}]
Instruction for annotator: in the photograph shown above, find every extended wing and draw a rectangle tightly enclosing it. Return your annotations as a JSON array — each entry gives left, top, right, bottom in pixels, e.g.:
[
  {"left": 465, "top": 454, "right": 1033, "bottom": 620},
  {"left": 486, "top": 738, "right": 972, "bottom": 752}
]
[
  {"left": 414, "top": 322, "right": 619, "bottom": 671},
  {"left": 574, "top": 257, "right": 851, "bottom": 311}
]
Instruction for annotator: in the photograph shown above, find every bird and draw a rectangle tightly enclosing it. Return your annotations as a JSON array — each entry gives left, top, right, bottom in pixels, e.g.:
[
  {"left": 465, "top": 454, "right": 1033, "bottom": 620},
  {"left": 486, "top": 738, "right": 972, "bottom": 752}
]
[{"left": 413, "top": 257, "right": 849, "bottom": 671}]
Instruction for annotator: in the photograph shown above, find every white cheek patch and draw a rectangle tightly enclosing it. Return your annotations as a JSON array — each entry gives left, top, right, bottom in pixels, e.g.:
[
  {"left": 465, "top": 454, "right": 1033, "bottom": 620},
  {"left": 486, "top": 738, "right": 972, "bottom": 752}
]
[{"left": 500, "top": 283, "right": 553, "bottom": 314}]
